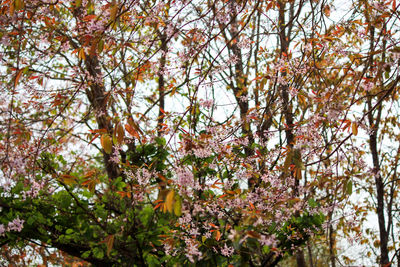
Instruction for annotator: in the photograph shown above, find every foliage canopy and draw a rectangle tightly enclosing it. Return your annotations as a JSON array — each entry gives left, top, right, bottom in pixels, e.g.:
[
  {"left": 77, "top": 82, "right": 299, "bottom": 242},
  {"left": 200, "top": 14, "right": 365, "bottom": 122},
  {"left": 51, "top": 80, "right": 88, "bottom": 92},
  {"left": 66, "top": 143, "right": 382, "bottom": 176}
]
[{"left": 0, "top": 0, "right": 400, "bottom": 266}]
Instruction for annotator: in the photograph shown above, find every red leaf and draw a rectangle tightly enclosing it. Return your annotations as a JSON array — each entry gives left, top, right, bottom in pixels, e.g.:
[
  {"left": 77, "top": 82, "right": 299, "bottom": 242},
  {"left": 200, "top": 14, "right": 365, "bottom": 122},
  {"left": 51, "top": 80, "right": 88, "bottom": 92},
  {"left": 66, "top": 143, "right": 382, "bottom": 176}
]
[
  {"left": 154, "top": 203, "right": 163, "bottom": 210},
  {"left": 88, "top": 133, "right": 100, "bottom": 146}
]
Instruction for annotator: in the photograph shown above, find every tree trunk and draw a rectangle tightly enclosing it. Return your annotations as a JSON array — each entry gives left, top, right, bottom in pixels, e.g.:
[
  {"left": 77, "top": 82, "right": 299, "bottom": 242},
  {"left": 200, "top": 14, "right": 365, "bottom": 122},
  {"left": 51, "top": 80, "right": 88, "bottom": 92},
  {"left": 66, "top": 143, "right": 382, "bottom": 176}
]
[
  {"left": 329, "top": 224, "right": 336, "bottom": 267},
  {"left": 296, "top": 249, "right": 307, "bottom": 267},
  {"left": 367, "top": 97, "right": 389, "bottom": 266}
]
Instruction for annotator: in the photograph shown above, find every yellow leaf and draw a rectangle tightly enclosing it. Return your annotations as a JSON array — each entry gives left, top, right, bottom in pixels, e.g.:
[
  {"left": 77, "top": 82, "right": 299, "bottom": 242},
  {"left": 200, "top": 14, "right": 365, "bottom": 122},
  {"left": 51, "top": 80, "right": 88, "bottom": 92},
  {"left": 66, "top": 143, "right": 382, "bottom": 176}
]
[
  {"left": 97, "top": 39, "right": 104, "bottom": 53},
  {"left": 60, "top": 174, "right": 76, "bottom": 185},
  {"left": 101, "top": 134, "right": 113, "bottom": 154},
  {"left": 15, "top": 0, "right": 24, "bottom": 11},
  {"left": 352, "top": 122, "right": 358, "bottom": 136},
  {"left": 173, "top": 194, "right": 182, "bottom": 216},
  {"left": 298, "top": 94, "right": 306, "bottom": 108},
  {"left": 283, "top": 149, "right": 293, "bottom": 175},
  {"left": 162, "top": 203, "right": 167, "bottom": 213},
  {"left": 78, "top": 48, "right": 86, "bottom": 61},
  {"left": 165, "top": 190, "right": 175, "bottom": 213}
]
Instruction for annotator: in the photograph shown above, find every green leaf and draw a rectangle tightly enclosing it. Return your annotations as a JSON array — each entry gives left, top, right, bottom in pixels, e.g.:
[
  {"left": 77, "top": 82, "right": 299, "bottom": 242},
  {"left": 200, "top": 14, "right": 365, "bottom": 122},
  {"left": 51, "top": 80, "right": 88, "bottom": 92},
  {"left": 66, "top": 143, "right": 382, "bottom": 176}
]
[
  {"left": 155, "top": 137, "right": 166, "bottom": 146},
  {"left": 93, "top": 247, "right": 104, "bottom": 259},
  {"left": 308, "top": 198, "right": 318, "bottom": 208},
  {"left": 346, "top": 180, "right": 353, "bottom": 195},
  {"left": 27, "top": 216, "right": 36, "bottom": 225},
  {"left": 81, "top": 251, "right": 91, "bottom": 259},
  {"left": 66, "top": 229, "right": 74, "bottom": 235}
]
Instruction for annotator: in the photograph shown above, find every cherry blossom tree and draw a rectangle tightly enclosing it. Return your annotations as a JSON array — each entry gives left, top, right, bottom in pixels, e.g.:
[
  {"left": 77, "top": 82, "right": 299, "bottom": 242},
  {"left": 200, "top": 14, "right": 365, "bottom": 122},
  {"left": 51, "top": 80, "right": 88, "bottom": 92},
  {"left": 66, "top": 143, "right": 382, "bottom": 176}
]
[{"left": 0, "top": 0, "right": 399, "bottom": 266}]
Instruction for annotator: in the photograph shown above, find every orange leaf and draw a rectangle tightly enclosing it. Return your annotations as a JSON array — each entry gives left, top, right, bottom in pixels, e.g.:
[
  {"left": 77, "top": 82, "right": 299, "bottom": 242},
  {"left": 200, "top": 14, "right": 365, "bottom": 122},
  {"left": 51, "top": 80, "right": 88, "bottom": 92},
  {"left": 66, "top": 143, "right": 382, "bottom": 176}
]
[
  {"left": 116, "top": 191, "right": 126, "bottom": 198},
  {"left": 154, "top": 203, "right": 163, "bottom": 210},
  {"left": 83, "top": 170, "right": 96, "bottom": 178},
  {"left": 9, "top": 0, "right": 15, "bottom": 15},
  {"left": 81, "top": 178, "right": 98, "bottom": 192},
  {"left": 89, "top": 128, "right": 108, "bottom": 134},
  {"left": 88, "top": 133, "right": 100, "bottom": 146},
  {"left": 114, "top": 122, "right": 125, "bottom": 145},
  {"left": 105, "top": 235, "right": 114, "bottom": 257},
  {"left": 110, "top": 4, "right": 118, "bottom": 22},
  {"left": 125, "top": 124, "right": 140, "bottom": 139},
  {"left": 215, "top": 230, "right": 221, "bottom": 241},
  {"left": 83, "top": 14, "right": 97, "bottom": 21},
  {"left": 323, "top": 5, "right": 330, "bottom": 17},
  {"left": 14, "top": 69, "right": 23, "bottom": 88},
  {"left": 209, "top": 223, "right": 218, "bottom": 229},
  {"left": 78, "top": 48, "right": 86, "bottom": 60},
  {"left": 157, "top": 173, "right": 168, "bottom": 182},
  {"left": 249, "top": 202, "right": 255, "bottom": 210},
  {"left": 247, "top": 231, "right": 261, "bottom": 239},
  {"left": 128, "top": 118, "right": 143, "bottom": 134}
]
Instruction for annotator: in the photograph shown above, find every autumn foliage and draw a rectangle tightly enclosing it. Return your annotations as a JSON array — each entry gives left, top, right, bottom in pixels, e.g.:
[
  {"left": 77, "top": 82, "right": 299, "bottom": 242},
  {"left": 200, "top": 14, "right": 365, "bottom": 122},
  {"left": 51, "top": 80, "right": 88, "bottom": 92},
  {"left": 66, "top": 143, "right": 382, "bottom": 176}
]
[{"left": 0, "top": 0, "right": 400, "bottom": 266}]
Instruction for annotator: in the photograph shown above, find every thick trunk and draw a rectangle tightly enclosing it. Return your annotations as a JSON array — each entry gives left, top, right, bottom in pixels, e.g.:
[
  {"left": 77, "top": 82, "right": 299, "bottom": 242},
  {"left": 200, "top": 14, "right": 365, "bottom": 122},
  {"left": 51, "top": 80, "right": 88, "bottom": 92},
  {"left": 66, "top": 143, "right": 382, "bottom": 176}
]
[{"left": 369, "top": 130, "right": 390, "bottom": 266}]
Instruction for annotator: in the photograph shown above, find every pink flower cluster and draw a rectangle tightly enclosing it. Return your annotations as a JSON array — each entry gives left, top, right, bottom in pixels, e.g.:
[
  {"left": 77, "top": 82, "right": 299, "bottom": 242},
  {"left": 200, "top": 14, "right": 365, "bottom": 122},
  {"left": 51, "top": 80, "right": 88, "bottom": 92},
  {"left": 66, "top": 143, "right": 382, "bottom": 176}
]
[{"left": 0, "top": 217, "right": 24, "bottom": 236}]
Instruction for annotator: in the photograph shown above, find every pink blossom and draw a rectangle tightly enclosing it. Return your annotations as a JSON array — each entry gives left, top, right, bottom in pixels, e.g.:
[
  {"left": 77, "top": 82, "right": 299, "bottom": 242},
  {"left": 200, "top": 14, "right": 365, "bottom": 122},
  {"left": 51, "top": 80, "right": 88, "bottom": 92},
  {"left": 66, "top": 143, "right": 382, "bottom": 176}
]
[
  {"left": 0, "top": 224, "right": 5, "bottom": 236},
  {"left": 185, "top": 239, "right": 202, "bottom": 262},
  {"left": 221, "top": 244, "right": 234, "bottom": 257},
  {"left": 176, "top": 167, "right": 194, "bottom": 187},
  {"left": 199, "top": 99, "right": 213, "bottom": 109},
  {"left": 260, "top": 234, "right": 277, "bottom": 247},
  {"left": 8, "top": 217, "right": 24, "bottom": 232},
  {"left": 193, "top": 148, "right": 212, "bottom": 158},
  {"left": 109, "top": 148, "right": 121, "bottom": 164}
]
